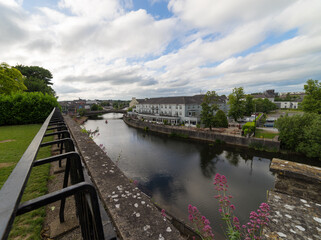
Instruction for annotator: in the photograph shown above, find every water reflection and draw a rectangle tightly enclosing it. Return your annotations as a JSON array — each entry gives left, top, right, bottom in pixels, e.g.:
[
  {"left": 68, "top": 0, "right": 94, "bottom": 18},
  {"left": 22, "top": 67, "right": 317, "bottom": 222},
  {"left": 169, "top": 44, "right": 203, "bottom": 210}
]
[{"left": 199, "top": 145, "right": 223, "bottom": 178}]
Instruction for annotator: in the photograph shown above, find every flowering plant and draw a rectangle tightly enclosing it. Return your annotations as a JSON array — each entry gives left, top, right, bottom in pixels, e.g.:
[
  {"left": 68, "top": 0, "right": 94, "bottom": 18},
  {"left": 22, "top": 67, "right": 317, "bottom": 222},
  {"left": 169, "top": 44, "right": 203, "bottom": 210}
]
[{"left": 188, "top": 173, "right": 270, "bottom": 240}]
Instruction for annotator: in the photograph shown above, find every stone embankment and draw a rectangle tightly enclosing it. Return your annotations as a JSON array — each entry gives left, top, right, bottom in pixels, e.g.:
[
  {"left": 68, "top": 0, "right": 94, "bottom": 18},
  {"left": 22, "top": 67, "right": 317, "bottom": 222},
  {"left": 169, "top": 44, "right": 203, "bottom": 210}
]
[
  {"left": 264, "top": 159, "right": 321, "bottom": 240},
  {"left": 123, "top": 116, "right": 280, "bottom": 151},
  {"left": 64, "top": 116, "right": 186, "bottom": 240}
]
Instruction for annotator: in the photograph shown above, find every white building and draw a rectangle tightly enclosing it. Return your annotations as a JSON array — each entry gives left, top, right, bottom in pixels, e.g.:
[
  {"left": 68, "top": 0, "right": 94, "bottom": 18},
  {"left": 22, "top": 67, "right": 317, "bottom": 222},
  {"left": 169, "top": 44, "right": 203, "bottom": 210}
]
[
  {"left": 274, "top": 101, "right": 299, "bottom": 109},
  {"left": 133, "top": 95, "right": 228, "bottom": 126}
]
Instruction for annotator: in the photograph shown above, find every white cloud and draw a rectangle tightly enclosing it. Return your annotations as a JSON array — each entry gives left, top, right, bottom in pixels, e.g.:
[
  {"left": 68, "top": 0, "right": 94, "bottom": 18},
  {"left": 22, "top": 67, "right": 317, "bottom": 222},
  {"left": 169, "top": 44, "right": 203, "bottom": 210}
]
[{"left": 0, "top": 0, "right": 321, "bottom": 100}]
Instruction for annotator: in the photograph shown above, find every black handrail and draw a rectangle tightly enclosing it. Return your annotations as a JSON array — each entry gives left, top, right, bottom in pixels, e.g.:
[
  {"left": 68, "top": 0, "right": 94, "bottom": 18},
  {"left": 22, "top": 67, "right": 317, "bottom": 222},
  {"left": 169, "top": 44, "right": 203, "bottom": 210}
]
[{"left": 0, "top": 108, "right": 105, "bottom": 240}]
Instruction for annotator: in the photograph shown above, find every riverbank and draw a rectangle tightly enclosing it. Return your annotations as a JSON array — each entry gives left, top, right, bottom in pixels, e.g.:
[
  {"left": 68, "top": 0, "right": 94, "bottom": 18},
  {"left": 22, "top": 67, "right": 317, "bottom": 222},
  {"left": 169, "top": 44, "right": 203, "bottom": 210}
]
[{"left": 123, "top": 116, "right": 280, "bottom": 152}]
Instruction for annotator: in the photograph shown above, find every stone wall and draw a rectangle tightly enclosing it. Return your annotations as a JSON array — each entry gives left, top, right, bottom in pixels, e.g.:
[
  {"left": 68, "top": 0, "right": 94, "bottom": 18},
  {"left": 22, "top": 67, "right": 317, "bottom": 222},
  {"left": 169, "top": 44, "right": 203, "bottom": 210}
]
[
  {"left": 123, "top": 117, "right": 280, "bottom": 151},
  {"left": 263, "top": 158, "right": 321, "bottom": 239},
  {"left": 270, "top": 158, "right": 321, "bottom": 202}
]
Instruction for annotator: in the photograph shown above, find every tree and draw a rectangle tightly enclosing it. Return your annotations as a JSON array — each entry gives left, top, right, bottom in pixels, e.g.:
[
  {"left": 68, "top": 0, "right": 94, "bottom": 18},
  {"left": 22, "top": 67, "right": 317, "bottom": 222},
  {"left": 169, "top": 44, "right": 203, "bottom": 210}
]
[
  {"left": 213, "top": 110, "right": 228, "bottom": 128},
  {"left": 244, "top": 95, "right": 254, "bottom": 116},
  {"left": 300, "top": 79, "right": 321, "bottom": 114},
  {"left": 15, "top": 65, "right": 56, "bottom": 96},
  {"left": 253, "top": 98, "right": 277, "bottom": 113},
  {"left": 90, "top": 104, "right": 102, "bottom": 111},
  {"left": 0, "top": 62, "right": 27, "bottom": 94},
  {"left": 228, "top": 87, "right": 245, "bottom": 121},
  {"left": 275, "top": 113, "right": 321, "bottom": 160},
  {"left": 201, "top": 91, "right": 219, "bottom": 130}
]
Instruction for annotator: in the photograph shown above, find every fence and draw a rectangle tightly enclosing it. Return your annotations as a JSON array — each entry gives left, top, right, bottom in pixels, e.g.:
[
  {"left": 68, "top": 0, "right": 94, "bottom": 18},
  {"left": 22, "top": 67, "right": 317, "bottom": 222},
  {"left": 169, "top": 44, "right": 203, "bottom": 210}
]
[{"left": 0, "top": 108, "right": 105, "bottom": 240}]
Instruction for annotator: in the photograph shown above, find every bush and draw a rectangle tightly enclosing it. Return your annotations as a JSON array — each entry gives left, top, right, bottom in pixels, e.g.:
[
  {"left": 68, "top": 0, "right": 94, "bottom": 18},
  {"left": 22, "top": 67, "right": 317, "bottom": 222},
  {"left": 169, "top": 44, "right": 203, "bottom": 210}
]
[
  {"left": 242, "top": 122, "right": 255, "bottom": 136},
  {"left": 275, "top": 113, "right": 321, "bottom": 160},
  {"left": 0, "top": 92, "right": 58, "bottom": 125}
]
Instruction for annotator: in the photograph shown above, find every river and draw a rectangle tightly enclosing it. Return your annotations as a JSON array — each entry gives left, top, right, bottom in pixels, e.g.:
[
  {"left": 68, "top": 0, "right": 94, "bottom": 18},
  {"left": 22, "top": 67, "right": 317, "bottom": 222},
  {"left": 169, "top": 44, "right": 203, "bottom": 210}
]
[{"left": 84, "top": 113, "right": 294, "bottom": 238}]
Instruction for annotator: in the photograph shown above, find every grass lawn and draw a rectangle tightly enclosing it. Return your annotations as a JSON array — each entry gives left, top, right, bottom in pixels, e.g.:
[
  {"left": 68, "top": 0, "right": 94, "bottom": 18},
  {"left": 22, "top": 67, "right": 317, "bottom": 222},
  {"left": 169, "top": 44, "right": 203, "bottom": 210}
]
[
  {"left": 0, "top": 124, "right": 52, "bottom": 240},
  {"left": 255, "top": 129, "right": 279, "bottom": 139}
]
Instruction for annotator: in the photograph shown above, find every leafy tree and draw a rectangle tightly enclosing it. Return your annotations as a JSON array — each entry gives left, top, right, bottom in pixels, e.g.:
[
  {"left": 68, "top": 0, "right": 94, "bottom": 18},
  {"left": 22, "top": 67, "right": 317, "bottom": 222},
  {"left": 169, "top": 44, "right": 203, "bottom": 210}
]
[
  {"left": 228, "top": 87, "right": 245, "bottom": 121},
  {"left": 296, "top": 116, "right": 321, "bottom": 159},
  {"left": 244, "top": 95, "right": 254, "bottom": 116},
  {"left": 15, "top": 65, "right": 55, "bottom": 96},
  {"left": 275, "top": 113, "right": 321, "bottom": 160},
  {"left": 90, "top": 104, "right": 102, "bottom": 111},
  {"left": 201, "top": 91, "right": 219, "bottom": 130},
  {"left": 300, "top": 79, "right": 321, "bottom": 114},
  {"left": 213, "top": 110, "right": 228, "bottom": 128},
  {"left": 0, "top": 62, "right": 27, "bottom": 94},
  {"left": 253, "top": 98, "right": 277, "bottom": 113}
]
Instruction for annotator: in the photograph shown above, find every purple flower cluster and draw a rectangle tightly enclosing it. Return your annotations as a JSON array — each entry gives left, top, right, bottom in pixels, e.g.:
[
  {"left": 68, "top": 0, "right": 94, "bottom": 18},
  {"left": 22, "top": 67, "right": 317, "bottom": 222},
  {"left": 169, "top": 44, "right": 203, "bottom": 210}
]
[
  {"left": 242, "top": 203, "right": 270, "bottom": 240},
  {"left": 188, "top": 204, "right": 215, "bottom": 240},
  {"left": 213, "top": 173, "right": 240, "bottom": 236},
  {"left": 161, "top": 209, "right": 166, "bottom": 218},
  {"left": 188, "top": 173, "right": 270, "bottom": 240}
]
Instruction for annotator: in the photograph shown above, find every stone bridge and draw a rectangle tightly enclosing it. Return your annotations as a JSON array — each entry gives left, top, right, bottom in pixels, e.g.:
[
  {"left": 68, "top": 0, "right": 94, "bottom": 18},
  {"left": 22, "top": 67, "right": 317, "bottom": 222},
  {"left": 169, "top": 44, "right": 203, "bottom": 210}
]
[{"left": 84, "top": 109, "right": 127, "bottom": 116}]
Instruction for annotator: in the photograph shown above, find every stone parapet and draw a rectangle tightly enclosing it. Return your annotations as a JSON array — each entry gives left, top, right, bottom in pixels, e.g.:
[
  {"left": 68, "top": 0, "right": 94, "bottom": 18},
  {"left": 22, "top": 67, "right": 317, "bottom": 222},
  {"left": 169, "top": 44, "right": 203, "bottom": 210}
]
[
  {"left": 270, "top": 158, "right": 321, "bottom": 202},
  {"left": 64, "top": 116, "right": 184, "bottom": 240},
  {"left": 264, "top": 158, "right": 321, "bottom": 239}
]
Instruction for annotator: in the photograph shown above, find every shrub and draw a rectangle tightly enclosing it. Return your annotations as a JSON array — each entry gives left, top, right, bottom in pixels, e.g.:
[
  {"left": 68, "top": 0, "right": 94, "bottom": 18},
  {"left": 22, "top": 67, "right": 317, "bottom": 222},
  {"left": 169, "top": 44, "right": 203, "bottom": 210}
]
[
  {"left": 242, "top": 122, "right": 255, "bottom": 136},
  {"left": 0, "top": 92, "right": 58, "bottom": 125}
]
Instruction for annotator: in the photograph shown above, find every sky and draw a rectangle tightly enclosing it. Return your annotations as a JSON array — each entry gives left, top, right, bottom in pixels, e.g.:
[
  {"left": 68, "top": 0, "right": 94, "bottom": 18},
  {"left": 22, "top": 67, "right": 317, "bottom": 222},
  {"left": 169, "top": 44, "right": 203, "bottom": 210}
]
[{"left": 1, "top": 0, "right": 321, "bottom": 100}]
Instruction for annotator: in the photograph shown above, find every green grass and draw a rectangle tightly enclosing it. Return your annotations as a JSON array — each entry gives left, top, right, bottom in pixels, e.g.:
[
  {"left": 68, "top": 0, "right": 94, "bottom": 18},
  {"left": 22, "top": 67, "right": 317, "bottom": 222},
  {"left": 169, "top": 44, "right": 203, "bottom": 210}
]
[
  {"left": 0, "top": 124, "right": 52, "bottom": 240},
  {"left": 254, "top": 129, "right": 279, "bottom": 139}
]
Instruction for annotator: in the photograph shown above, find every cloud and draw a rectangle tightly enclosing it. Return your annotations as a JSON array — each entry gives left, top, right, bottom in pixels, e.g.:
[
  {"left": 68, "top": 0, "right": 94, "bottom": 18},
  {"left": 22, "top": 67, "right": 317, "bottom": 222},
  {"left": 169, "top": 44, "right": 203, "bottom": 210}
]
[{"left": 0, "top": 0, "right": 320, "bottom": 100}]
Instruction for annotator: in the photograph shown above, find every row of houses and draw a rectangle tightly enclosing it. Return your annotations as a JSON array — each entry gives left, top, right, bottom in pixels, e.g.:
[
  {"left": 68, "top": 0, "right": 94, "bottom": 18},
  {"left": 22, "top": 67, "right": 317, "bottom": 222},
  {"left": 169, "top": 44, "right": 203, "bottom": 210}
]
[
  {"left": 130, "top": 95, "right": 228, "bottom": 126},
  {"left": 59, "top": 99, "right": 100, "bottom": 114},
  {"left": 129, "top": 90, "right": 305, "bottom": 126}
]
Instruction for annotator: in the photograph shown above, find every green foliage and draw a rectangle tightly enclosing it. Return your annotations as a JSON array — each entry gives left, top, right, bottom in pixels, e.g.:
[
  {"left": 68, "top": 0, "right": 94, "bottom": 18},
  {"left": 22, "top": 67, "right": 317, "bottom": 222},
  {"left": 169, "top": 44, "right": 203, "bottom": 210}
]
[
  {"left": 242, "top": 122, "right": 255, "bottom": 136},
  {"left": 275, "top": 113, "right": 321, "bottom": 159},
  {"left": 77, "top": 108, "right": 87, "bottom": 116},
  {"left": 127, "top": 107, "right": 133, "bottom": 112},
  {"left": 228, "top": 87, "right": 245, "bottom": 121},
  {"left": 15, "top": 65, "right": 55, "bottom": 96},
  {"left": 0, "top": 92, "right": 58, "bottom": 125},
  {"left": 253, "top": 98, "right": 277, "bottom": 113},
  {"left": 90, "top": 104, "right": 102, "bottom": 111},
  {"left": 301, "top": 79, "right": 321, "bottom": 114},
  {"left": 213, "top": 110, "right": 228, "bottom": 128},
  {"left": 244, "top": 95, "right": 254, "bottom": 116},
  {"left": 0, "top": 62, "right": 27, "bottom": 94},
  {"left": 201, "top": 91, "right": 219, "bottom": 129}
]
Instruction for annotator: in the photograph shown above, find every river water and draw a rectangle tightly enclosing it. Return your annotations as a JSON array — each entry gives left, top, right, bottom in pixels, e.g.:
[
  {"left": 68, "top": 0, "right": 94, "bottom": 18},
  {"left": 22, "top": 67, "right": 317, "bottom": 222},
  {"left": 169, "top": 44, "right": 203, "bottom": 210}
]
[{"left": 84, "top": 113, "right": 298, "bottom": 238}]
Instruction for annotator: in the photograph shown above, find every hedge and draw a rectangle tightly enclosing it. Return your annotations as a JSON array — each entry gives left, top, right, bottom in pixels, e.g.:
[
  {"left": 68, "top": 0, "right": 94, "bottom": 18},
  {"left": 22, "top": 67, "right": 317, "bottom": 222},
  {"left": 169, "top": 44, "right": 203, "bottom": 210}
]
[{"left": 0, "top": 92, "right": 58, "bottom": 125}]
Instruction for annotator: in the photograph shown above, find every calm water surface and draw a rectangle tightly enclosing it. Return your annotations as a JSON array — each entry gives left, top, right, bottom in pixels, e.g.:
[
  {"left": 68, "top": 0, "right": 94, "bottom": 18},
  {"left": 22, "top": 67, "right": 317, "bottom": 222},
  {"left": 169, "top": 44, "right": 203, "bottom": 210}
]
[{"left": 85, "top": 113, "right": 278, "bottom": 238}]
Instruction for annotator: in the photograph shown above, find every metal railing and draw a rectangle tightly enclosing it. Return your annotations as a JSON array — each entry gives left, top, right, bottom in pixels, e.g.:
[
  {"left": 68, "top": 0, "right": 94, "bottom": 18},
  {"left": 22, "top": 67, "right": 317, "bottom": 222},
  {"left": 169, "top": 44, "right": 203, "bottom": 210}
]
[{"left": 0, "top": 108, "right": 105, "bottom": 240}]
